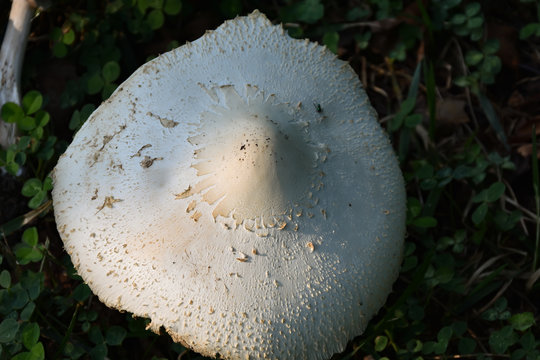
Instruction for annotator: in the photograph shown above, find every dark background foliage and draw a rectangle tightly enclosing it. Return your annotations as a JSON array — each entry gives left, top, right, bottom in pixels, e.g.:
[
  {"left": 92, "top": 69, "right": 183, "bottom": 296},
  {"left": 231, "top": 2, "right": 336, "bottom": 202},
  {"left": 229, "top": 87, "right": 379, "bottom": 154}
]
[{"left": 0, "top": 0, "right": 539, "bottom": 359}]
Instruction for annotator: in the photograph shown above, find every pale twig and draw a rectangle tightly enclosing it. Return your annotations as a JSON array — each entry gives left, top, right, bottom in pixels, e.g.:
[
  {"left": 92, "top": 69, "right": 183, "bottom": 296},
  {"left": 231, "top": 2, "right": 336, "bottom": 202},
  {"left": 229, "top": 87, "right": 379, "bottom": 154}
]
[
  {"left": 465, "top": 254, "right": 507, "bottom": 289},
  {"left": 427, "top": 354, "right": 510, "bottom": 359},
  {"left": 505, "top": 197, "right": 540, "bottom": 224},
  {"left": 526, "top": 267, "right": 540, "bottom": 291},
  {"left": 502, "top": 179, "right": 530, "bottom": 236},
  {"left": 475, "top": 278, "right": 513, "bottom": 315},
  {"left": 0, "top": 0, "right": 34, "bottom": 148}
]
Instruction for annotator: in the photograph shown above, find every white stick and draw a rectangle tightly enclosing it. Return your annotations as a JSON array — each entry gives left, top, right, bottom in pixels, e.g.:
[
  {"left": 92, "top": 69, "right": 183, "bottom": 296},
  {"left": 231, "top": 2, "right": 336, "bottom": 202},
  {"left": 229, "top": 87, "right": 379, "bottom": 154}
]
[{"left": 0, "top": 0, "right": 33, "bottom": 149}]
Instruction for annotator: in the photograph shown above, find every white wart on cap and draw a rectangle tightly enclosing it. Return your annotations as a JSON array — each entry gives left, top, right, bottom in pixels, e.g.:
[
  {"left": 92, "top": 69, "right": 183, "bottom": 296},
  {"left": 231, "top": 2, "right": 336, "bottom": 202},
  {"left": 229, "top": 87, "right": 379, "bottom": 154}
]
[{"left": 52, "top": 10, "right": 406, "bottom": 360}]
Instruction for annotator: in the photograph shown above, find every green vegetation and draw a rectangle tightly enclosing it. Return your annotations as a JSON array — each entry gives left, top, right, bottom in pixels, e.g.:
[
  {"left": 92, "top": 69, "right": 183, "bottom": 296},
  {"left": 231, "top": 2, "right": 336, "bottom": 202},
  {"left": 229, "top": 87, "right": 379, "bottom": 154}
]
[{"left": 0, "top": 0, "right": 538, "bottom": 359}]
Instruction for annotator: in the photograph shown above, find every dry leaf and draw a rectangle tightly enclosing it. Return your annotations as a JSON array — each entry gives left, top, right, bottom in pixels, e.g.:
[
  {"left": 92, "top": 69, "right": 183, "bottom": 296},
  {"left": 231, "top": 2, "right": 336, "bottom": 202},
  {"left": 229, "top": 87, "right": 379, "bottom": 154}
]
[{"left": 436, "top": 98, "right": 469, "bottom": 125}]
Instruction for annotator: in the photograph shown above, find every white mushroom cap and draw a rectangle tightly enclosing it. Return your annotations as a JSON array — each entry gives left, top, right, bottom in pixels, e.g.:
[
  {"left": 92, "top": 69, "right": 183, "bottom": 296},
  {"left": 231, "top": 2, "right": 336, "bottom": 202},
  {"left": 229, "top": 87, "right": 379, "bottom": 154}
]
[{"left": 52, "top": 11, "right": 406, "bottom": 360}]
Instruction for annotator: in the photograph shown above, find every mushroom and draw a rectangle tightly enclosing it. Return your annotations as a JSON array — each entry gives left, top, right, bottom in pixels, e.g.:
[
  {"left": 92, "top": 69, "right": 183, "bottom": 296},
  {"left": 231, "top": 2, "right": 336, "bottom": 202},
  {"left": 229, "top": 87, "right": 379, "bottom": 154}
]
[{"left": 52, "top": 11, "right": 406, "bottom": 360}]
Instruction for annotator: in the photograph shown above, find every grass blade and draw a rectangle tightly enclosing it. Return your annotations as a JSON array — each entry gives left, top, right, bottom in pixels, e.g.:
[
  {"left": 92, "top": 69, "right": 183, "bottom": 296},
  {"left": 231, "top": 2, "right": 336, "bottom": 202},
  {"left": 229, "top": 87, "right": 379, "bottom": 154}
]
[
  {"left": 476, "top": 92, "right": 509, "bottom": 150},
  {"left": 424, "top": 60, "right": 436, "bottom": 141},
  {"left": 408, "top": 60, "right": 422, "bottom": 101},
  {"left": 532, "top": 124, "right": 539, "bottom": 272},
  {"left": 53, "top": 303, "right": 81, "bottom": 360}
]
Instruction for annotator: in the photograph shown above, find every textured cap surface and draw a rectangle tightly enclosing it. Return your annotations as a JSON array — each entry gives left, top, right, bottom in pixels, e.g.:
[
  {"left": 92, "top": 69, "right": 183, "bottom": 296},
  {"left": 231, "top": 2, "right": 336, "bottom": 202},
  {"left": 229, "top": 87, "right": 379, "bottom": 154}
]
[{"left": 52, "top": 11, "right": 406, "bottom": 360}]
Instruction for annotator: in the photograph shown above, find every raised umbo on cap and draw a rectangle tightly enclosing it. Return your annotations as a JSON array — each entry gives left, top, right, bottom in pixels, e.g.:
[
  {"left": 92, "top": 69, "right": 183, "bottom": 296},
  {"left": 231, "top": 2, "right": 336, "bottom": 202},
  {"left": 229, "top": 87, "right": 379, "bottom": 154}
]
[{"left": 52, "top": 10, "right": 406, "bottom": 360}]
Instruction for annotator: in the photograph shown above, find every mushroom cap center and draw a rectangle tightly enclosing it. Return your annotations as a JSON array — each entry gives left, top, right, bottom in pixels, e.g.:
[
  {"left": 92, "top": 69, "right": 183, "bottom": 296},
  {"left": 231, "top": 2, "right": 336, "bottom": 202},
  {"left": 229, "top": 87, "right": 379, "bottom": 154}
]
[
  {"left": 177, "top": 86, "right": 317, "bottom": 226},
  {"left": 193, "top": 111, "right": 311, "bottom": 222},
  {"left": 184, "top": 85, "right": 316, "bottom": 225}
]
